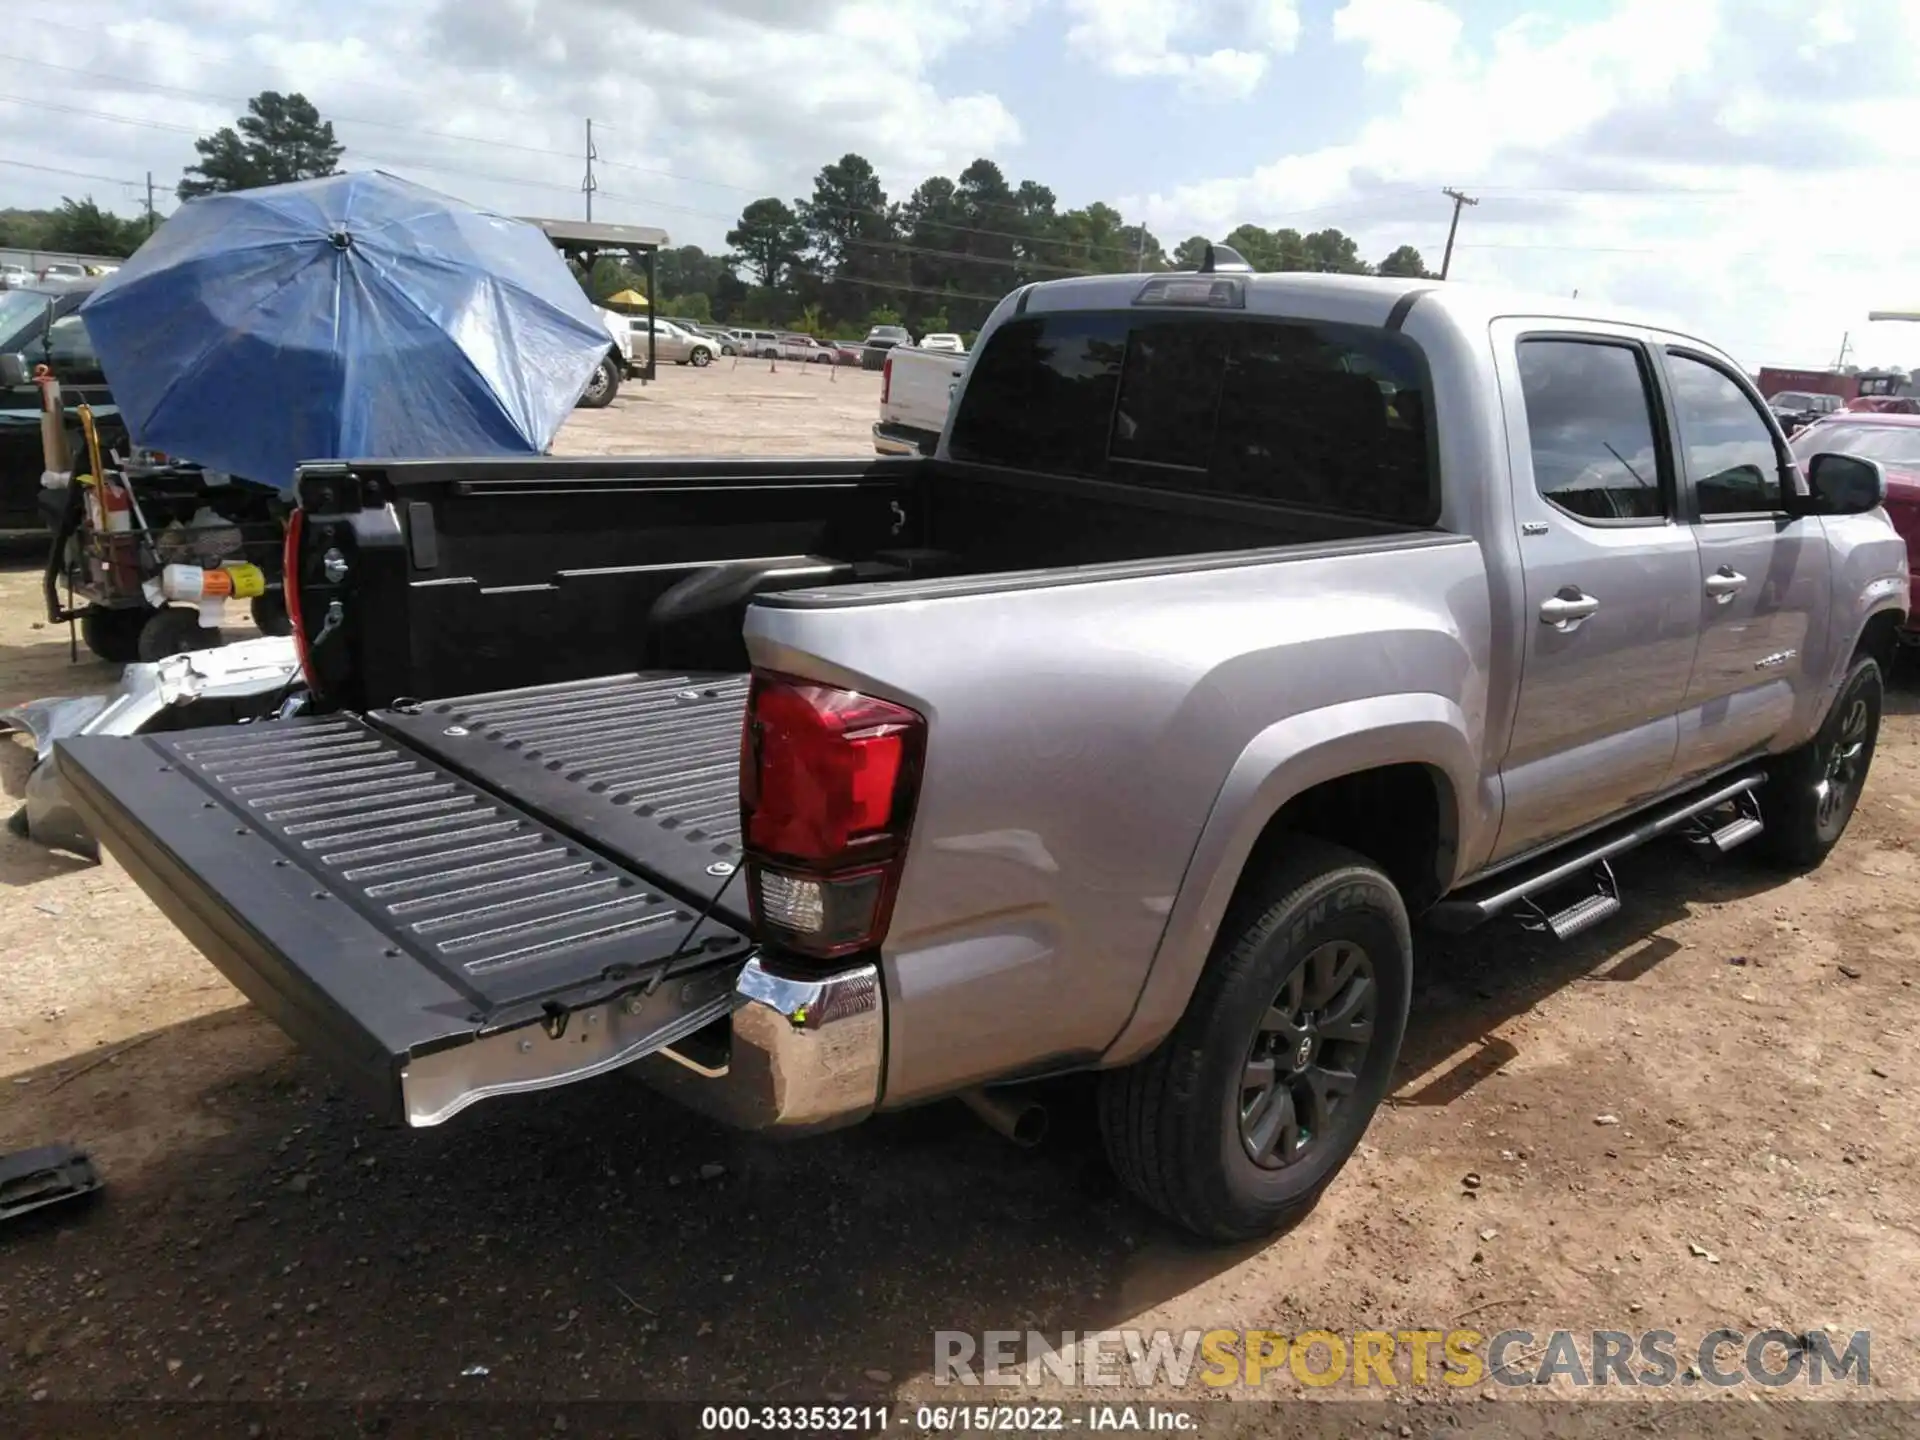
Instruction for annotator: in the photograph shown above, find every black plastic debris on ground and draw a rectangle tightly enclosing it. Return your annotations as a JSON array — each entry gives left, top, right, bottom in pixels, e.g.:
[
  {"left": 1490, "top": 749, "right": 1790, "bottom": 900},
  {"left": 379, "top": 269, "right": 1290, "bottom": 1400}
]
[{"left": 0, "top": 1143, "right": 102, "bottom": 1223}]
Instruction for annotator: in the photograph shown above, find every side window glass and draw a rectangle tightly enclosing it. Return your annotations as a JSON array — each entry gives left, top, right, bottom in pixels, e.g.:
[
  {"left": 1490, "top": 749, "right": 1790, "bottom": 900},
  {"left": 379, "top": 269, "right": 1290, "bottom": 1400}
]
[
  {"left": 1667, "top": 352, "right": 1783, "bottom": 516},
  {"left": 1517, "top": 339, "right": 1667, "bottom": 522},
  {"left": 45, "top": 315, "right": 102, "bottom": 378}
]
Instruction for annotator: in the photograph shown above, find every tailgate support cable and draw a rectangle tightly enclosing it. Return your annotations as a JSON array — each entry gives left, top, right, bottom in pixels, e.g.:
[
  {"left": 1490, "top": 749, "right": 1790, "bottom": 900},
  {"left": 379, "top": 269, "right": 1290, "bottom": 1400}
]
[{"left": 648, "top": 863, "right": 742, "bottom": 996}]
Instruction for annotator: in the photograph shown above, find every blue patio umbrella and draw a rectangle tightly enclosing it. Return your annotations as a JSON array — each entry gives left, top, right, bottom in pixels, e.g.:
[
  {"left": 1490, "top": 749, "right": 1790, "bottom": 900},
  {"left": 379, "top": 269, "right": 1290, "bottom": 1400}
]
[{"left": 79, "top": 170, "right": 613, "bottom": 494}]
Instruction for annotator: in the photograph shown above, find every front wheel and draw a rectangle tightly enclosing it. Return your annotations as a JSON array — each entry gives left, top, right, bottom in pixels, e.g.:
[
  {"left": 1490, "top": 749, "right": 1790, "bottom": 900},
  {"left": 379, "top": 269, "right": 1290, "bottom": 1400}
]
[
  {"left": 1756, "top": 654, "right": 1882, "bottom": 870},
  {"left": 577, "top": 355, "right": 620, "bottom": 408},
  {"left": 1099, "top": 838, "right": 1411, "bottom": 1241},
  {"left": 690, "top": 347, "right": 712, "bottom": 368}
]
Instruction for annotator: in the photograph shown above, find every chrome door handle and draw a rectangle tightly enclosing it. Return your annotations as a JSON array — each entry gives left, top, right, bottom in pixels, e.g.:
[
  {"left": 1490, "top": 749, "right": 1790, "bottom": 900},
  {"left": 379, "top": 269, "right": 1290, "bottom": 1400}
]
[
  {"left": 1539, "top": 588, "right": 1600, "bottom": 629},
  {"left": 1704, "top": 567, "right": 1747, "bottom": 603}
]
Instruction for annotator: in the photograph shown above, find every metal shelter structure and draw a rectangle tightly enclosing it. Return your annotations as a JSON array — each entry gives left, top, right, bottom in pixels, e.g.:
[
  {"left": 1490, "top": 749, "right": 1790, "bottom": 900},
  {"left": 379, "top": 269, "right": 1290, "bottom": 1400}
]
[{"left": 523, "top": 218, "right": 669, "bottom": 382}]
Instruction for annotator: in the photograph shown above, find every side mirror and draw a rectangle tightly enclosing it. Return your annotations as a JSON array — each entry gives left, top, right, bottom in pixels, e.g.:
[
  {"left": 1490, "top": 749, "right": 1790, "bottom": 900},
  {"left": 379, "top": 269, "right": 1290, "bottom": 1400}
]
[
  {"left": 1802, "top": 451, "right": 1887, "bottom": 516},
  {"left": 0, "top": 352, "right": 28, "bottom": 387}
]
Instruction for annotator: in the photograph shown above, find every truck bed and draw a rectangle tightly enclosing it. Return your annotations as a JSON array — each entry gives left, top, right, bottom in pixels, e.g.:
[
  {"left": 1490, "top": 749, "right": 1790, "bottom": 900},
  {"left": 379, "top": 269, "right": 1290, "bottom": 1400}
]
[
  {"left": 372, "top": 671, "right": 751, "bottom": 924},
  {"left": 54, "top": 670, "right": 755, "bottom": 1125}
]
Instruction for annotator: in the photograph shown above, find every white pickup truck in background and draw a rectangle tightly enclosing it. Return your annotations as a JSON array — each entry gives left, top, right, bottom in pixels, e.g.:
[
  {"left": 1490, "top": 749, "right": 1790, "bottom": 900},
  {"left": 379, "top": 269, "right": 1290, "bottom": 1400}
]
[{"left": 874, "top": 345, "right": 966, "bottom": 456}]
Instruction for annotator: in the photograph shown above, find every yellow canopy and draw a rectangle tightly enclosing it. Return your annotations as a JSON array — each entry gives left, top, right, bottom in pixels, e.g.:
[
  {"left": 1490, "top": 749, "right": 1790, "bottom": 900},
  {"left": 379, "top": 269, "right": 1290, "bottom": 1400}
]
[{"left": 603, "top": 289, "right": 649, "bottom": 308}]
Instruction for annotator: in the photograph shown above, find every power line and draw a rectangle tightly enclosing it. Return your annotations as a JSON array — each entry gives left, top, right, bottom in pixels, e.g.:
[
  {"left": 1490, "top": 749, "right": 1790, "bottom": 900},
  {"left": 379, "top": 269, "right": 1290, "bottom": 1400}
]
[
  {"left": 0, "top": 55, "right": 1163, "bottom": 260},
  {"left": 0, "top": 155, "right": 144, "bottom": 187}
]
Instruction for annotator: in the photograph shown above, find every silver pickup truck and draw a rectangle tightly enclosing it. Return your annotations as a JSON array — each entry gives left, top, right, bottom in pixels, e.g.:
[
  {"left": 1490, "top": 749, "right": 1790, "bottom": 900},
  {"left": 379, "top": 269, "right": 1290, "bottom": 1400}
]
[{"left": 55, "top": 267, "right": 1907, "bottom": 1242}]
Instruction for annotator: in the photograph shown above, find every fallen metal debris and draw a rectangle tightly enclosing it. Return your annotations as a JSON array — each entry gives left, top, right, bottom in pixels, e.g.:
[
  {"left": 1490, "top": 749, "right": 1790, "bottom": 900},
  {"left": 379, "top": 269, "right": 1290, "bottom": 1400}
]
[{"left": 2, "top": 634, "right": 300, "bottom": 859}]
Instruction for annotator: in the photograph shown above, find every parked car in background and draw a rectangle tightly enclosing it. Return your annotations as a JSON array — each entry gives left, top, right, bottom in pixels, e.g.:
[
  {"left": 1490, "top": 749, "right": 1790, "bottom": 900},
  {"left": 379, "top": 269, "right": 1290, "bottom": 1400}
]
[
  {"left": 637, "top": 318, "right": 717, "bottom": 368},
  {"left": 0, "top": 280, "right": 120, "bottom": 532},
  {"left": 862, "top": 323, "right": 912, "bottom": 370},
  {"left": 829, "top": 340, "right": 864, "bottom": 366},
  {"left": 779, "top": 333, "right": 834, "bottom": 364},
  {"left": 919, "top": 332, "right": 965, "bottom": 354},
  {"left": 60, "top": 271, "right": 1907, "bottom": 1245},
  {"left": 1768, "top": 390, "right": 1844, "bottom": 434},
  {"left": 695, "top": 326, "right": 739, "bottom": 356},
  {"left": 874, "top": 344, "right": 965, "bottom": 455},
  {"left": 0, "top": 263, "right": 32, "bottom": 289},
  {"left": 37, "top": 262, "right": 87, "bottom": 283},
  {"left": 1789, "top": 411, "right": 1920, "bottom": 642},
  {"left": 733, "top": 328, "right": 780, "bottom": 358}
]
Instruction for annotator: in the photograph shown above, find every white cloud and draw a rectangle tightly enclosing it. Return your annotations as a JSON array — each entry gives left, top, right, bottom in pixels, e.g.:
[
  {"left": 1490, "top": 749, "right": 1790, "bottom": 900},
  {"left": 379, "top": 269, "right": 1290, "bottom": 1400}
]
[
  {"left": 0, "top": 0, "right": 1027, "bottom": 250},
  {"left": 1127, "top": 0, "right": 1920, "bottom": 369},
  {"left": 1331, "top": 0, "right": 1462, "bottom": 76},
  {"left": 1062, "top": 0, "right": 1300, "bottom": 99}
]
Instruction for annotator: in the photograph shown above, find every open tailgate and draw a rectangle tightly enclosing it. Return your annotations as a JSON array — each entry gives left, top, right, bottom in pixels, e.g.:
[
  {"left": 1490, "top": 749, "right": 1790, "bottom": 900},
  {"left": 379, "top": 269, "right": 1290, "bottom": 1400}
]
[{"left": 55, "top": 714, "right": 751, "bottom": 1125}]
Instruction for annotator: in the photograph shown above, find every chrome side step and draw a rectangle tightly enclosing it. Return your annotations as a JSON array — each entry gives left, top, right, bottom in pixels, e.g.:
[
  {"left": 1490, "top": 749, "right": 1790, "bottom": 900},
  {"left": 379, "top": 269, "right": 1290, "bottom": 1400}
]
[
  {"left": 1429, "top": 770, "right": 1767, "bottom": 936},
  {"left": 1692, "top": 788, "right": 1765, "bottom": 854},
  {"left": 1518, "top": 861, "right": 1623, "bottom": 941}
]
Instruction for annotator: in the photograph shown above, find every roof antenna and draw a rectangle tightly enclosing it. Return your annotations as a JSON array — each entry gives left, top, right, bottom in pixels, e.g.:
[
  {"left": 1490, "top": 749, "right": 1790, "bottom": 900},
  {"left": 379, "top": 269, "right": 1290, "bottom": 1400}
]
[{"left": 1199, "top": 242, "right": 1253, "bottom": 275}]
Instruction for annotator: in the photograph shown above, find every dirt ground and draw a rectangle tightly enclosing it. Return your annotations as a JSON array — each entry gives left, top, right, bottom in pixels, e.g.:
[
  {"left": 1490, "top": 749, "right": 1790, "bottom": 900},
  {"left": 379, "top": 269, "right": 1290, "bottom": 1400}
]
[{"left": 1, "top": 363, "right": 1917, "bottom": 1430}]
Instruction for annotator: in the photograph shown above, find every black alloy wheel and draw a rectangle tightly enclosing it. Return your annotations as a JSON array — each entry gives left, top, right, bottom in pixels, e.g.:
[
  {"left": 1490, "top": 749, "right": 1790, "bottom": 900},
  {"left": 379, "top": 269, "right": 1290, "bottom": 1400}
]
[{"left": 1238, "top": 939, "right": 1377, "bottom": 1169}]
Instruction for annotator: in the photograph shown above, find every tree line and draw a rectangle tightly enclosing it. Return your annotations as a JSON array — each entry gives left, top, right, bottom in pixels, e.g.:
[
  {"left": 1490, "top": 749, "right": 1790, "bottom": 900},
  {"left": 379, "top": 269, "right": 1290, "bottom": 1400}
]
[
  {"left": 5, "top": 92, "right": 1437, "bottom": 340},
  {"left": 623, "top": 152, "right": 1433, "bottom": 337}
]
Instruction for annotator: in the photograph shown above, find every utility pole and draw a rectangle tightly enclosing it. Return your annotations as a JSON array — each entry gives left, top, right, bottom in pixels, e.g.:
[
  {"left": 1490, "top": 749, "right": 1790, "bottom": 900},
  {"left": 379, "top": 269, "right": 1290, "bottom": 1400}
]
[
  {"left": 144, "top": 171, "right": 156, "bottom": 235},
  {"left": 581, "top": 118, "right": 598, "bottom": 223},
  {"left": 1439, "top": 187, "right": 1478, "bottom": 280},
  {"left": 1834, "top": 331, "right": 1852, "bottom": 370}
]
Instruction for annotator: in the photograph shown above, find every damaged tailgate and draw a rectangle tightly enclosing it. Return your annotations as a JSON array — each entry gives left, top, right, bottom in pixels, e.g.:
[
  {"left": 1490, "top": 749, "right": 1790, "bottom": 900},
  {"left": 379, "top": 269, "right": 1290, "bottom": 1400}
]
[{"left": 54, "top": 715, "right": 751, "bottom": 1126}]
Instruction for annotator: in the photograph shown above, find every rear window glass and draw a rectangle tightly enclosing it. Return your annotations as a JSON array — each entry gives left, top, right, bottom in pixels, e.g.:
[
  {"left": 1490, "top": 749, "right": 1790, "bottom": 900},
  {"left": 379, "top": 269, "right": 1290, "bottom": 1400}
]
[{"left": 947, "top": 310, "right": 1438, "bottom": 524}]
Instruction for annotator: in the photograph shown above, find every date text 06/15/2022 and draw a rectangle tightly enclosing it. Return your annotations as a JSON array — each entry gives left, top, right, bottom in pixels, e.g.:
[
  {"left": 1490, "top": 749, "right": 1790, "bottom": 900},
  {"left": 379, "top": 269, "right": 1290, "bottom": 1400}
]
[{"left": 698, "top": 1404, "right": 1198, "bottom": 1432}]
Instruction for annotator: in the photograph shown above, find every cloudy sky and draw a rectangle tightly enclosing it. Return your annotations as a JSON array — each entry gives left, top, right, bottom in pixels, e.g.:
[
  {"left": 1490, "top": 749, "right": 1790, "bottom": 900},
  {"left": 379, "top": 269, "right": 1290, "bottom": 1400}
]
[{"left": 4, "top": 0, "right": 1919, "bottom": 369}]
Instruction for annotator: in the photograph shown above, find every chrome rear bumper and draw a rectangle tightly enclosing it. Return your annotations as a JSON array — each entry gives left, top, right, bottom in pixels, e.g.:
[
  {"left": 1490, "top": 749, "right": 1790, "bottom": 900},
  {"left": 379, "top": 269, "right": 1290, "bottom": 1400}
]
[{"left": 633, "top": 952, "right": 884, "bottom": 1134}]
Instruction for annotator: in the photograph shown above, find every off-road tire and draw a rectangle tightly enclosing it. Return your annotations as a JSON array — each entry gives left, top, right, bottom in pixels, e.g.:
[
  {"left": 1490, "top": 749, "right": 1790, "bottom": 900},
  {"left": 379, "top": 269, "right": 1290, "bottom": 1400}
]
[
  {"left": 136, "top": 606, "right": 221, "bottom": 663},
  {"left": 79, "top": 605, "right": 150, "bottom": 664},
  {"left": 1099, "top": 838, "right": 1412, "bottom": 1242},
  {"left": 1755, "top": 654, "right": 1882, "bottom": 871}
]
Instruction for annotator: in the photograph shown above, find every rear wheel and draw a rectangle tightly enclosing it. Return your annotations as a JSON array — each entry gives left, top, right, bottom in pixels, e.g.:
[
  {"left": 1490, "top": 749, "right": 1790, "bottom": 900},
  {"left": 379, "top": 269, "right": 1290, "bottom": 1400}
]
[
  {"left": 1099, "top": 839, "right": 1411, "bottom": 1241},
  {"left": 79, "top": 605, "right": 150, "bottom": 664},
  {"left": 1756, "top": 654, "right": 1882, "bottom": 870},
  {"left": 137, "top": 606, "right": 221, "bottom": 663},
  {"left": 577, "top": 355, "right": 620, "bottom": 408}
]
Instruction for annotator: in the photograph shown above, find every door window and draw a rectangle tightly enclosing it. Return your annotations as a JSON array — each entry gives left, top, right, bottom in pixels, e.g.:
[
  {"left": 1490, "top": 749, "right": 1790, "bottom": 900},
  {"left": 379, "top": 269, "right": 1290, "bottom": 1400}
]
[
  {"left": 1516, "top": 339, "right": 1668, "bottom": 522},
  {"left": 1666, "top": 352, "right": 1784, "bottom": 517}
]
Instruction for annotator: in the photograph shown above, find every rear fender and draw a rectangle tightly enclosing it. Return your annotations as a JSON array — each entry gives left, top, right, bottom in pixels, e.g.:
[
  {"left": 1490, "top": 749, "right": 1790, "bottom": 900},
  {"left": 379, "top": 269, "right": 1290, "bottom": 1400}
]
[{"left": 1100, "top": 692, "right": 1479, "bottom": 1067}]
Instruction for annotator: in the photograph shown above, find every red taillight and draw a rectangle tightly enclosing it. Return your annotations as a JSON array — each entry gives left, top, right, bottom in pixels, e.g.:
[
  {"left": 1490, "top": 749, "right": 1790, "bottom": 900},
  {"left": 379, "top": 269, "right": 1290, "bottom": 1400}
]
[
  {"left": 881, "top": 353, "right": 892, "bottom": 405},
  {"left": 282, "top": 507, "right": 314, "bottom": 689},
  {"left": 740, "top": 671, "right": 925, "bottom": 959}
]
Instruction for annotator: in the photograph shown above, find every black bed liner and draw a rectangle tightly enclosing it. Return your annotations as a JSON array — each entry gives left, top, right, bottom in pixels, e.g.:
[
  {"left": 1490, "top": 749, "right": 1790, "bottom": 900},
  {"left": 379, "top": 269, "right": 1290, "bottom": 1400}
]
[
  {"left": 370, "top": 672, "right": 750, "bottom": 927},
  {"left": 54, "top": 671, "right": 757, "bottom": 1122}
]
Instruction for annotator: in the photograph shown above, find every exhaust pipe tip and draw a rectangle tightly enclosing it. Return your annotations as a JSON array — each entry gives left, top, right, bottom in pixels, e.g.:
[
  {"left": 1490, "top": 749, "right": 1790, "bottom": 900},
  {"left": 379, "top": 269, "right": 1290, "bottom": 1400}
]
[{"left": 960, "top": 1086, "right": 1049, "bottom": 1148}]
